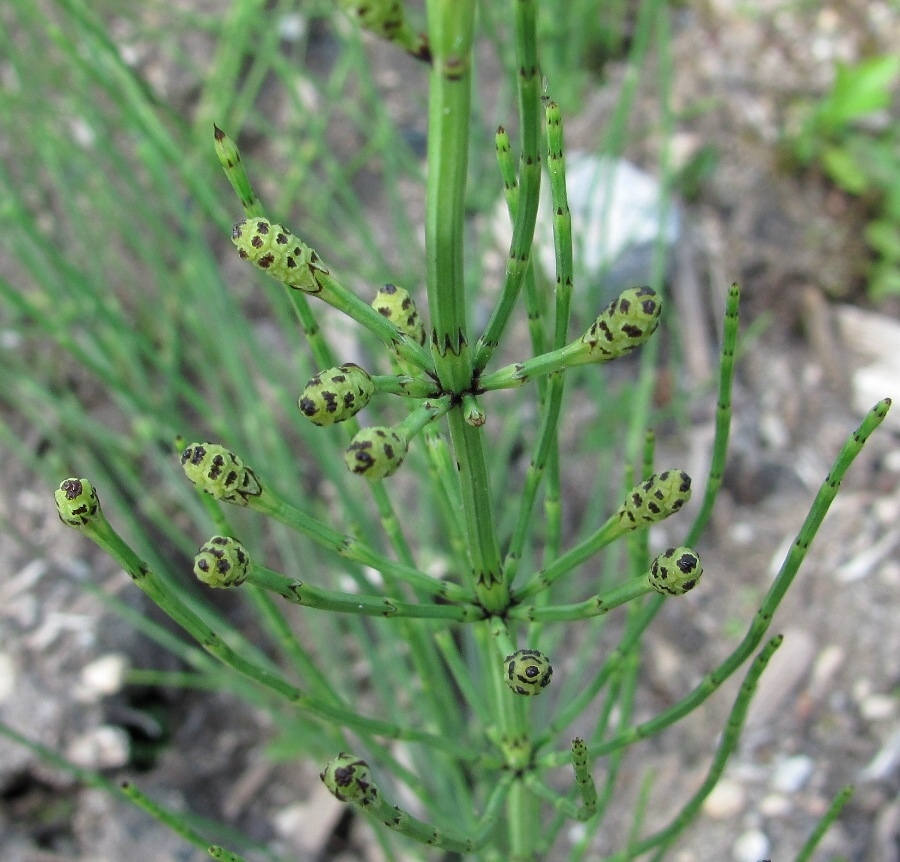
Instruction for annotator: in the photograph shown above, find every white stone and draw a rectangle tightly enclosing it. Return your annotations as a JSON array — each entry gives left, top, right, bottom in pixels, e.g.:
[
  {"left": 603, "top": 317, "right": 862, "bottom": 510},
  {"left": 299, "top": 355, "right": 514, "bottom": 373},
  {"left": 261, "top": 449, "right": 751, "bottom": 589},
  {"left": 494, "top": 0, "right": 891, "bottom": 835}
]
[
  {"left": 860, "top": 725, "right": 900, "bottom": 781},
  {"left": 496, "top": 154, "right": 680, "bottom": 295},
  {"left": 809, "top": 645, "right": 845, "bottom": 698},
  {"left": 79, "top": 653, "right": 129, "bottom": 699},
  {"left": 66, "top": 725, "right": 129, "bottom": 769},
  {"left": 0, "top": 652, "right": 15, "bottom": 703},
  {"left": 759, "top": 793, "right": 792, "bottom": 817},
  {"left": 272, "top": 783, "right": 344, "bottom": 852},
  {"left": 703, "top": 778, "right": 746, "bottom": 819},
  {"left": 732, "top": 828, "right": 770, "bottom": 862},
  {"left": 771, "top": 755, "right": 815, "bottom": 793},
  {"left": 860, "top": 694, "right": 898, "bottom": 722},
  {"left": 729, "top": 521, "right": 755, "bottom": 545}
]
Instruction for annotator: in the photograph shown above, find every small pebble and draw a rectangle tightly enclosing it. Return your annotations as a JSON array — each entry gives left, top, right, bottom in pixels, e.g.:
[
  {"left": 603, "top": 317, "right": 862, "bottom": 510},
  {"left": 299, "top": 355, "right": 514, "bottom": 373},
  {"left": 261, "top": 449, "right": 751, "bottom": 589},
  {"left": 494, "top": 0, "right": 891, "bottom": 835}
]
[
  {"left": 853, "top": 677, "right": 873, "bottom": 702},
  {"left": 732, "top": 828, "right": 770, "bottom": 862},
  {"left": 771, "top": 754, "right": 814, "bottom": 793},
  {"left": 272, "top": 783, "right": 344, "bottom": 852},
  {"left": 859, "top": 725, "right": 900, "bottom": 782},
  {"left": 809, "top": 645, "right": 845, "bottom": 698},
  {"left": 860, "top": 694, "right": 898, "bottom": 722},
  {"left": 66, "top": 725, "right": 129, "bottom": 769},
  {"left": 0, "top": 652, "right": 15, "bottom": 703},
  {"left": 759, "top": 793, "right": 792, "bottom": 817},
  {"left": 729, "top": 521, "right": 755, "bottom": 545},
  {"left": 79, "top": 652, "right": 129, "bottom": 699},
  {"left": 703, "top": 778, "right": 746, "bottom": 819}
]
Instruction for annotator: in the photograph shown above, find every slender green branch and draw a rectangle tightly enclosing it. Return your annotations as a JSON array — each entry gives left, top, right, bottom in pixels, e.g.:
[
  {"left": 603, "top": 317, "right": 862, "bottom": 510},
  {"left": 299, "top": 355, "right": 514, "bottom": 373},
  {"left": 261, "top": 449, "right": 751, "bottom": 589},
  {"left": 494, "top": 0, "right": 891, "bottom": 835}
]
[
  {"left": 448, "top": 410, "right": 509, "bottom": 611},
  {"left": 686, "top": 282, "right": 740, "bottom": 546},
  {"left": 570, "top": 737, "right": 599, "bottom": 819},
  {"left": 533, "top": 602, "right": 657, "bottom": 751},
  {"left": 317, "top": 270, "right": 437, "bottom": 374},
  {"left": 513, "top": 469, "right": 692, "bottom": 602},
  {"left": 545, "top": 99, "right": 574, "bottom": 350},
  {"left": 509, "top": 575, "right": 652, "bottom": 622},
  {"left": 794, "top": 784, "right": 854, "bottom": 862},
  {"left": 178, "top": 442, "right": 471, "bottom": 601},
  {"left": 473, "top": 0, "right": 542, "bottom": 373},
  {"left": 496, "top": 104, "right": 576, "bottom": 586},
  {"left": 617, "top": 636, "right": 784, "bottom": 861},
  {"left": 370, "top": 374, "right": 442, "bottom": 398},
  {"left": 321, "top": 753, "right": 513, "bottom": 852},
  {"left": 541, "top": 397, "right": 892, "bottom": 770},
  {"left": 53, "top": 480, "right": 471, "bottom": 755},
  {"left": 479, "top": 285, "right": 662, "bottom": 392},
  {"left": 247, "top": 561, "right": 485, "bottom": 621},
  {"left": 207, "top": 846, "right": 245, "bottom": 862},
  {"left": 214, "top": 124, "right": 263, "bottom": 217},
  {"left": 122, "top": 781, "right": 214, "bottom": 854}
]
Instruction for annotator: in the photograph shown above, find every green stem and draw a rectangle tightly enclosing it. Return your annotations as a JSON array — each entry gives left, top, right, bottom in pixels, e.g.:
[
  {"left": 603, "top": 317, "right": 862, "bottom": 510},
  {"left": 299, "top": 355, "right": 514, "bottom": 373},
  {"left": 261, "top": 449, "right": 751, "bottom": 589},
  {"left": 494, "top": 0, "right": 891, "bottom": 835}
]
[
  {"left": 207, "top": 846, "right": 245, "bottom": 862},
  {"left": 686, "top": 282, "right": 740, "bottom": 546},
  {"left": 316, "top": 271, "right": 435, "bottom": 375},
  {"left": 122, "top": 781, "right": 214, "bottom": 855},
  {"left": 214, "top": 124, "right": 263, "bottom": 217},
  {"left": 794, "top": 785, "right": 854, "bottom": 862},
  {"left": 424, "top": 0, "right": 476, "bottom": 393},
  {"left": 508, "top": 575, "right": 652, "bottom": 622},
  {"left": 66, "top": 505, "right": 467, "bottom": 754},
  {"left": 248, "top": 562, "right": 484, "bottom": 621},
  {"left": 473, "top": 0, "right": 541, "bottom": 373},
  {"left": 513, "top": 516, "right": 623, "bottom": 602},
  {"left": 422, "top": 0, "right": 507, "bottom": 616},
  {"left": 325, "top": 754, "right": 513, "bottom": 852},
  {"left": 448, "top": 409, "right": 509, "bottom": 610},
  {"left": 613, "top": 637, "right": 783, "bottom": 861},
  {"left": 541, "top": 396, "right": 893, "bottom": 771},
  {"left": 478, "top": 339, "right": 598, "bottom": 390},
  {"left": 246, "top": 486, "right": 471, "bottom": 601},
  {"left": 395, "top": 395, "right": 453, "bottom": 439},
  {"left": 371, "top": 374, "right": 442, "bottom": 398}
]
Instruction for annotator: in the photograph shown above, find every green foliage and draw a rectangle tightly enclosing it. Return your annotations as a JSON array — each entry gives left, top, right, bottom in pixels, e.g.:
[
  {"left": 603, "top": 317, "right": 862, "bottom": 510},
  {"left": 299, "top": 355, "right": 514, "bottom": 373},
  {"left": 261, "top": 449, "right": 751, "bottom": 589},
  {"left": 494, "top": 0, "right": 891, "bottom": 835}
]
[
  {"left": 788, "top": 54, "right": 900, "bottom": 297},
  {"left": 536, "top": 0, "right": 632, "bottom": 114}
]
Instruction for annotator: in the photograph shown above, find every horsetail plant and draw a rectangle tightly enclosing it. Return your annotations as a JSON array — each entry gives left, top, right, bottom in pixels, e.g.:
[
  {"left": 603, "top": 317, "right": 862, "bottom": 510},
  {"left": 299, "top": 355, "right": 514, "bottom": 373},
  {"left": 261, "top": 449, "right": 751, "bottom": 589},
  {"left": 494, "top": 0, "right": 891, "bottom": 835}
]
[{"left": 45, "top": 2, "right": 893, "bottom": 861}]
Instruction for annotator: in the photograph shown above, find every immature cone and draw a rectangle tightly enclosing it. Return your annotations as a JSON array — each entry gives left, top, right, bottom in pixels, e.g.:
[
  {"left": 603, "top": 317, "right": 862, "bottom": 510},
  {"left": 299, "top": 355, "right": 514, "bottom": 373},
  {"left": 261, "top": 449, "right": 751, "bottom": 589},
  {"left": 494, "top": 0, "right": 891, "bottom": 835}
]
[
  {"left": 615, "top": 470, "right": 691, "bottom": 529},
  {"left": 180, "top": 442, "right": 262, "bottom": 505},
  {"left": 334, "top": 0, "right": 430, "bottom": 62},
  {"left": 55, "top": 478, "right": 101, "bottom": 528},
  {"left": 344, "top": 427, "right": 407, "bottom": 480},
  {"left": 578, "top": 286, "right": 662, "bottom": 363},
  {"left": 298, "top": 363, "right": 374, "bottom": 426},
  {"left": 371, "top": 283, "right": 426, "bottom": 345},
  {"left": 321, "top": 753, "right": 378, "bottom": 806},
  {"left": 649, "top": 546, "right": 703, "bottom": 595},
  {"left": 504, "top": 649, "right": 553, "bottom": 696},
  {"left": 194, "top": 536, "right": 251, "bottom": 588},
  {"left": 232, "top": 217, "right": 327, "bottom": 293}
]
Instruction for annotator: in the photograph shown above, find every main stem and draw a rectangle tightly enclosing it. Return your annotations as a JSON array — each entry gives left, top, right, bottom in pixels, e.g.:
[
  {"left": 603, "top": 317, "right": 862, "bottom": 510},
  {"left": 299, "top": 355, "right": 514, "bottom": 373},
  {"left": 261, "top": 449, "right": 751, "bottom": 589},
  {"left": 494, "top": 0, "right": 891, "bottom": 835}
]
[
  {"left": 425, "top": 0, "right": 475, "bottom": 393},
  {"left": 425, "top": 0, "right": 508, "bottom": 614}
]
